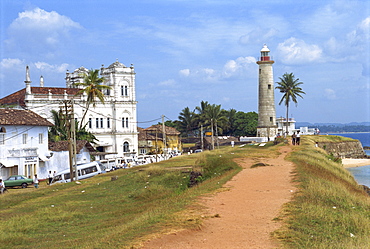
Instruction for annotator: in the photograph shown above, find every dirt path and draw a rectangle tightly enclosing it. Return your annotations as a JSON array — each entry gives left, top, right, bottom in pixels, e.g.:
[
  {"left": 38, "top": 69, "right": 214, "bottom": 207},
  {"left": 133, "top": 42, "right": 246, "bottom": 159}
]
[{"left": 141, "top": 146, "right": 295, "bottom": 249}]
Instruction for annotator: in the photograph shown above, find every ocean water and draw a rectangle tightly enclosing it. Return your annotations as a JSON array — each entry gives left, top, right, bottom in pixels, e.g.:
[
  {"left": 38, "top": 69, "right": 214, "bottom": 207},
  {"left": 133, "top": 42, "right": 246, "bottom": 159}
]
[{"left": 330, "top": 132, "right": 370, "bottom": 187}]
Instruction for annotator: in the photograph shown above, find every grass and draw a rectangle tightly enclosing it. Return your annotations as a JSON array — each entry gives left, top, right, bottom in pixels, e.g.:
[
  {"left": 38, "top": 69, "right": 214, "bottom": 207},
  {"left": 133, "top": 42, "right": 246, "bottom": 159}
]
[
  {"left": 3, "top": 135, "right": 367, "bottom": 248},
  {"left": 1, "top": 144, "right": 279, "bottom": 249},
  {"left": 275, "top": 135, "right": 370, "bottom": 248}
]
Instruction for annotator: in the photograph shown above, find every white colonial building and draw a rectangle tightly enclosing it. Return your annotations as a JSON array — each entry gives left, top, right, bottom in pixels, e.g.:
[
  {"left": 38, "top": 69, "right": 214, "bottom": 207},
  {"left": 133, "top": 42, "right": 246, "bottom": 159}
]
[
  {"left": 0, "top": 109, "right": 53, "bottom": 180},
  {"left": 0, "top": 60, "right": 138, "bottom": 159}
]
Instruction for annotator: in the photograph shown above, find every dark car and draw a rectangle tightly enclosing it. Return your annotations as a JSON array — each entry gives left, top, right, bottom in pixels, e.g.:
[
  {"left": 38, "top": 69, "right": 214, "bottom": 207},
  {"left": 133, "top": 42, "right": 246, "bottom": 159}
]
[{"left": 4, "top": 175, "right": 33, "bottom": 188}]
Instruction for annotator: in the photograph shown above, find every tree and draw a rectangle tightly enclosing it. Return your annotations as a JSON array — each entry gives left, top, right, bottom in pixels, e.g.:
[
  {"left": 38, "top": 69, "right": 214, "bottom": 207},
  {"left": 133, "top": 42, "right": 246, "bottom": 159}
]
[
  {"left": 204, "top": 104, "right": 227, "bottom": 149},
  {"left": 195, "top": 100, "right": 210, "bottom": 126},
  {"left": 74, "top": 69, "right": 112, "bottom": 129},
  {"left": 221, "top": 108, "right": 237, "bottom": 136},
  {"left": 234, "top": 111, "right": 258, "bottom": 137},
  {"left": 177, "top": 107, "right": 198, "bottom": 137},
  {"left": 49, "top": 109, "right": 68, "bottom": 142},
  {"left": 49, "top": 109, "right": 97, "bottom": 144},
  {"left": 275, "top": 73, "right": 305, "bottom": 135}
]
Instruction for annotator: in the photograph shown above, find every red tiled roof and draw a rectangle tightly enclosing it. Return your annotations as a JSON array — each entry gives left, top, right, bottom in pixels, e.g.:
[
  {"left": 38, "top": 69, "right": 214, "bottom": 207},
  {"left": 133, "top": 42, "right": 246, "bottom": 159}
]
[
  {"left": 0, "top": 108, "right": 53, "bottom": 126},
  {"left": 0, "top": 87, "right": 81, "bottom": 107},
  {"left": 48, "top": 140, "right": 96, "bottom": 152}
]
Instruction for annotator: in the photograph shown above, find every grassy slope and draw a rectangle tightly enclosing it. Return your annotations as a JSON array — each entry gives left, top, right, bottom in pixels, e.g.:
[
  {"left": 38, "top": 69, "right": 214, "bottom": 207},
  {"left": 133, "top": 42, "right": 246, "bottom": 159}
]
[
  {"left": 2, "top": 136, "right": 369, "bottom": 249},
  {"left": 276, "top": 135, "right": 370, "bottom": 249},
  {"left": 0, "top": 145, "right": 280, "bottom": 249}
]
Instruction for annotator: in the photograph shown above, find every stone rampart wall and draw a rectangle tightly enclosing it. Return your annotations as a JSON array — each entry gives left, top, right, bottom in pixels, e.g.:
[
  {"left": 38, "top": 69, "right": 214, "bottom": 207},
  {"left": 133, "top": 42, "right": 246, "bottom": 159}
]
[{"left": 318, "top": 141, "right": 367, "bottom": 159}]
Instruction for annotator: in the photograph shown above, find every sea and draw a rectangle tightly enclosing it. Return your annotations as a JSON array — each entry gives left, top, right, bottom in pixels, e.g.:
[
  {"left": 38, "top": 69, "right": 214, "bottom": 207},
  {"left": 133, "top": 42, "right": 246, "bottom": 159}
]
[{"left": 329, "top": 132, "right": 370, "bottom": 187}]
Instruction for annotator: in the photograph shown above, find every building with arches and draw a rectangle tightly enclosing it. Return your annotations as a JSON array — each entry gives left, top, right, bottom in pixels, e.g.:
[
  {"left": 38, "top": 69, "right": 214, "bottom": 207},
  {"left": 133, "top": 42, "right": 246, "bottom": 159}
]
[{"left": 0, "top": 61, "right": 138, "bottom": 159}]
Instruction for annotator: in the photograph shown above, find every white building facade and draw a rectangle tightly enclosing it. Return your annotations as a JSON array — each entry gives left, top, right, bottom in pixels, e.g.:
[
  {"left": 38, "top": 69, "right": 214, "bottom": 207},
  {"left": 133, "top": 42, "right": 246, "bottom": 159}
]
[
  {"left": 0, "top": 109, "right": 53, "bottom": 180},
  {"left": 0, "top": 60, "right": 138, "bottom": 159}
]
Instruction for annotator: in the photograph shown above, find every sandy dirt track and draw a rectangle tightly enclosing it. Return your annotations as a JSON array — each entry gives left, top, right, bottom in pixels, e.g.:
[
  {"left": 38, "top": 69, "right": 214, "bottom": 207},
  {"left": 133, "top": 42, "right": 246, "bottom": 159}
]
[{"left": 141, "top": 146, "right": 296, "bottom": 249}]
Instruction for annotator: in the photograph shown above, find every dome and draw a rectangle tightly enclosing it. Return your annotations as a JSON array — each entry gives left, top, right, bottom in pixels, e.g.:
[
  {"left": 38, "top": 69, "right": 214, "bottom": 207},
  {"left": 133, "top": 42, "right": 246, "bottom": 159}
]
[
  {"left": 260, "top": 44, "right": 270, "bottom": 52},
  {"left": 108, "top": 60, "right": 126, "bottom": 68}
]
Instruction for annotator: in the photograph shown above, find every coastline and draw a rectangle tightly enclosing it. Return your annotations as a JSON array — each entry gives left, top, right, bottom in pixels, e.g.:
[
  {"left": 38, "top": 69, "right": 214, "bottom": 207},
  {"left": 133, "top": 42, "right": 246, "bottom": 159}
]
[{"left": 342, "top": 158, "right": 370, "bottom": 168}]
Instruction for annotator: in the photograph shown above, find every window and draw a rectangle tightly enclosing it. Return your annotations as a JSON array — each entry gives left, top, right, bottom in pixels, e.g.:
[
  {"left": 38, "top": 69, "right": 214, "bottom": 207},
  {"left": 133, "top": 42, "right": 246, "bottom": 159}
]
[
  {"left": 122, "top": 118, "right": 125, "bottom": 128},
  {"left": 88, "top": 118, "right": 92, "bottom": 129},
  {"left": 121, "top": 86, "right": 124, "bottom": 96},
  {"left": 140, "top": 149, "right": 146, "bottom": 154},
  {"left": 259, "top": 69, "right": 261, "bottom": 74},
  {"left": 106, "top": 89, "right": 110, "bottom": 96},
  {"left": 100, "top": 118, "right": 104, "bottom": 128},
  {"left": 270, "top": 117, "right": 273, "bottom": 122},
  {"left": 123, "top": 142, "right": 129, "bottom": 152},
  {"left": 39, "top": 133, "right": 43, "bottom": 144},
  {"left": 107, "top": 118, "right": 110, "bottom": 128},
  {"left": 125, "top": 86, "right": 128, "bottom": 96},
  {"left": 126, "top": 118, "right": 129, "bottom": 128},
  {"left": 96, "top": 118, "right": 99, "bottom": 128},
  {"left": 22, "top": 134, "right": 28, "bottom": 144},
  {"left": 268, "top": 84, "right": 271, "bottom": 89}
]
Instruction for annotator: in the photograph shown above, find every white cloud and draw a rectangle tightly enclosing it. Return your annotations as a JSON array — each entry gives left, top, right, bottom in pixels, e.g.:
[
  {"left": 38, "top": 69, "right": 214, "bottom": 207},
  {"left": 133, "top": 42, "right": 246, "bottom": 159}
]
[
  {"left": 277, "top": 38, "right": 322, "bottom": 64},
  {"left": 158, "top": 79, "right": 176, "bottom": 86},
  {"left": 179, "top": 69, "right": 190, "bottom": 77},
  {"left": 10, "top": 7, "right": 81, "bottom": 32},
  {"left": 34, "top": 62, "right": 69, "bottom": 73},
  {"left": 324, "top": 88, "right": 337, "bottom": 100},
  {"left": 0, "top": 58, "right": 24, "bottom": 68},
  {"left": 223, "top": 56, "right": 256, "bottom": 77},
  {"left": 5, "top": 8, "right": 82, "bottom": 54}
]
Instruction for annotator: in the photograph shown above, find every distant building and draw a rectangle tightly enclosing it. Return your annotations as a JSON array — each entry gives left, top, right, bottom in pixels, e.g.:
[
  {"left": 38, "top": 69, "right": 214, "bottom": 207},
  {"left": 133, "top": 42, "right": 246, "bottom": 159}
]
[
  {"left": 138, "top": 125, "right": 182, "bottom": 155},
  {"left": 0, "top": 108, "right": 53, "bottom": 179},
  {"left": 0, "top": 61, "right": 138, "bottom": 159}
]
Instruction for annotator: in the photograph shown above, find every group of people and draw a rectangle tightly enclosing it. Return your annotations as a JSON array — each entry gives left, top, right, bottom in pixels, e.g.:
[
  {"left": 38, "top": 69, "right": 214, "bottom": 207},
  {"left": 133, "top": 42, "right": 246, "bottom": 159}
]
[{"left": 291, "top": 131, "right": 301, "bottom": 145}]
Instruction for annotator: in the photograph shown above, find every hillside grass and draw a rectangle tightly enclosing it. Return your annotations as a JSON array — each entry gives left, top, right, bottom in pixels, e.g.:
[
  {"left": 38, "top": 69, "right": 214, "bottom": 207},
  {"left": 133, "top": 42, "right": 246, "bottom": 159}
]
[
  {"left": 2, "top": 135, "right": 369, "bottom": 248},
  {"left": 275, "top": 135, "right": 370, "bottom": 248},
  {"left": 0, "top": 143, "right": 278, "bottom": 249}
]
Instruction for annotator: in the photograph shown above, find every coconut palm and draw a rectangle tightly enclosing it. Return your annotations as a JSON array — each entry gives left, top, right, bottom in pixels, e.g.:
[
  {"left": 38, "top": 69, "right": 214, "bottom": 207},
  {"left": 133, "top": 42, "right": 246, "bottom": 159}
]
[
  {"left": 275, "top": 72, "right": 305, "bottom": 135},
  {"left": 204, "top": 104, "right": 227, "bottom": 149},
  {"left": 74, "top": 69, "right": 112, "bottom": 129},
  {"left": 177, "top": 107, "right": 198, "bottom": 137}
]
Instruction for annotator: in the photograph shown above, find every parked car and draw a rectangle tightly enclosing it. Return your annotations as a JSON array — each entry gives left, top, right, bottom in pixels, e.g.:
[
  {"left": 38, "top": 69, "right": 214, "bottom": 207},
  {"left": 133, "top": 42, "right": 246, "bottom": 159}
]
[
  {"left": 4, "top": 175, "right": 33, "bottom": 188},
  {"left": 194, "top": 149, "right": 203, "bottom": 153}
]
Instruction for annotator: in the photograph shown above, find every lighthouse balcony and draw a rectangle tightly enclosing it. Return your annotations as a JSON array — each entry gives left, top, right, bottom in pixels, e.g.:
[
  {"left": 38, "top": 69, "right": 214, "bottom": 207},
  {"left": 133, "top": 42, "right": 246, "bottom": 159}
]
[{"left": 259, "top": 56, "right": 273, "bottom": 61}]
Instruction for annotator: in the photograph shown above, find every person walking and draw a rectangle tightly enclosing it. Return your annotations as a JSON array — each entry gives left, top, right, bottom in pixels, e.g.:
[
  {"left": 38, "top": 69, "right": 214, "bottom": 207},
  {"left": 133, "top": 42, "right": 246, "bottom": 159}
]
[
  {"left": 0, "top": 179, "right": 5, "bottom": 194},
  {"left": 296, "top": 131, "right": 301, "bottom": 145},
  {"left": 48, "top": 171, "right": 52, "bottom": 185},
  {"left": 34, "top": 174, "right": 39, "bottom": 189},
  {"left": 291, "top": 132, "right": 297, "bottom": 145}
]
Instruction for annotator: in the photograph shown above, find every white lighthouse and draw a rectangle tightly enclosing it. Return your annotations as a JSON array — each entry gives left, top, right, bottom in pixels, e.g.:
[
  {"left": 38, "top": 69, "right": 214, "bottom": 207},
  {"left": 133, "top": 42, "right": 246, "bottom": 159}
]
[{"left": 256, "top": 44, "right": 278, "bottom": 139}]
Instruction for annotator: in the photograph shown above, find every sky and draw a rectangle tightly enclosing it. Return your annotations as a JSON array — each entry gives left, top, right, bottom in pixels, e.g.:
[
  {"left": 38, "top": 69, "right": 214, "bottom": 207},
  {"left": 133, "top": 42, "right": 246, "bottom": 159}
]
[{"left": 0, "top": 0, "right": 369, "bottom": 126}]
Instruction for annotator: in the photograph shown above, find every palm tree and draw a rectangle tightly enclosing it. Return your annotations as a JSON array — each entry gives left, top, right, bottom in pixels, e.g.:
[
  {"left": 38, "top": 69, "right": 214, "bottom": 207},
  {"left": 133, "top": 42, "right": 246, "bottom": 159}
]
[
  {"left": 74, "top": 69, "right": 112, "bottom": 129},
  {"left": 204, "top": 104, "right": 227, "bottom": 149},
  {"left": 195, "top": 100, "right": 210, "bottom": 125},
  {"left": 275, "top": 73, "right": 305, "bottom": 135},
  {"left": 49, "top": 109, "right": 98, "bottom": 144},
  {"left": 221, "top": 108, "right": 237, "bottom": 136},
  {"left": 49, "top": 109, "right": 68, "bottom": 141},
  {"left": 177, "top": 107, "right": 198, "bottom": 137}
]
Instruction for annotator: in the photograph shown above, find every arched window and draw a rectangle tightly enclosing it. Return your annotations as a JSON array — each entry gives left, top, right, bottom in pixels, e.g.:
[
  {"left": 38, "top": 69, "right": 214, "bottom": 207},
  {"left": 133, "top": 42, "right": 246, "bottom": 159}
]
[
  {"left": 0, "top": 127, "right": 6, "bottom": 133},
  {"left": 123, "top": 142, "right": 130, "bottom": 152}
]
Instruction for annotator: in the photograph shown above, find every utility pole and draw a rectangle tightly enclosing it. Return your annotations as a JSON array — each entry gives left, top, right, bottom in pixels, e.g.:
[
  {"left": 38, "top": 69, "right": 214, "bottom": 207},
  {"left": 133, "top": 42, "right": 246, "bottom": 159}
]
[
  {"left": 200, "top": 125, "right": 203, "bottom": 150},
  {"left": 162, "top": 115, "right": 166, "bottom": 159},
  {"left": 61, "top": 100, "right": 77, "bottom": 182},
  {"left": 211, "top": 118, "right": 214, "bottom": 150}
]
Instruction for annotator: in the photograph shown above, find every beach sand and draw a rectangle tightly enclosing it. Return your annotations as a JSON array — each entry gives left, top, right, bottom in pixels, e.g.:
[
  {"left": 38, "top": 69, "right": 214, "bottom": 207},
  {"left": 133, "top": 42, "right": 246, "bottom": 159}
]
[{"left": 342, "top": 158, "right": 370, "bottom": 168}]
